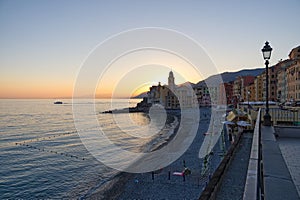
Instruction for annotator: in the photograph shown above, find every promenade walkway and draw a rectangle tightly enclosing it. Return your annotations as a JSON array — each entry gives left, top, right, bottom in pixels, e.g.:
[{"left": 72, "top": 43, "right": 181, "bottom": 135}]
[
  {"left": 242, "top": 108, "right": 300, "bottom": 200},
  {"left": 278, "top": 137, "right": 300, "bottom": 197}
]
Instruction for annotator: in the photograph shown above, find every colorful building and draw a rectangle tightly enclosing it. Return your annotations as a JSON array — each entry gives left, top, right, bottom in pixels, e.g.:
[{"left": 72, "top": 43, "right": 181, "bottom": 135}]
[
  {"left": 147, "top": 71, "right": 196, "bottom": 109},
  {"left": 276, "top": 59, "right": 295, "bottom": 102},
  {"left": 219, "top": 82, "right": 233, "bottom": 105},
  {"left": 285, "top": 46, "right": 300, "bottom": 102},
  {"left": 233, "top": 76, "right": 255, "bottom": 102},
  {"left": 254, "top": 73, "right": 264, "bottom": 101}
]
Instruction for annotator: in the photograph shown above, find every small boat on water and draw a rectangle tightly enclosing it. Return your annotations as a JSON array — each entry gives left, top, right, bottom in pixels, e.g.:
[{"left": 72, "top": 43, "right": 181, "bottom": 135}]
[{"left": 54, "top": 100, "right": 63, "bottom": 104}]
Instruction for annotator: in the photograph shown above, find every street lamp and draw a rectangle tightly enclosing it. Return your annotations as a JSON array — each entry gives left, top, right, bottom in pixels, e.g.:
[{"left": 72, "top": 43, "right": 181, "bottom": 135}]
[{"left": 262, "top": 41, "right": 272, "bottom": 126}]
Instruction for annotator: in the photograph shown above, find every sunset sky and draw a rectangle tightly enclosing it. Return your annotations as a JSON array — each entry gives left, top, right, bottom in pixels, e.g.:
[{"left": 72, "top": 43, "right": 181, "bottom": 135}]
[{"left": 1, "top": 0, "right": 299, "bottom": 98}]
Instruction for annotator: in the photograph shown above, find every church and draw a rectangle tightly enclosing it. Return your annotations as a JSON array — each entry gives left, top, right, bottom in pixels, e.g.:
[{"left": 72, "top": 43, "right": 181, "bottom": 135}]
[{"left": 147, "top": 71, "right": 196, "bottom": 109}]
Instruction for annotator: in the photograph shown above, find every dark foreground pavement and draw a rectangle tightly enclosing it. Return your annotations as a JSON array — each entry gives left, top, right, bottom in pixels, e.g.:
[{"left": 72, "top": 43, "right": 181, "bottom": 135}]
[{"left": 215, "top": 132, "right": 253, "bottom": 200}]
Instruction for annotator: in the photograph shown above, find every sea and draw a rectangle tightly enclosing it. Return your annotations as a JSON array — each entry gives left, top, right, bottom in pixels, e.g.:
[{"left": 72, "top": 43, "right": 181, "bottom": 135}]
[{"left": 0, "top": 99, "right": 173, "bottom": 199}]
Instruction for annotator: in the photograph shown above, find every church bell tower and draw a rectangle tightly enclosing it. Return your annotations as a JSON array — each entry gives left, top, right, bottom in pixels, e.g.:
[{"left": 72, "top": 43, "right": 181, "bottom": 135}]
[{"left": 168, "top": 70, "right": 175, "bottom": 90}]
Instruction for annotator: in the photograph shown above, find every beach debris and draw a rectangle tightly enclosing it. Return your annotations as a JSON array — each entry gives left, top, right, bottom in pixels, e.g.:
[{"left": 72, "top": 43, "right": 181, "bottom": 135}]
[
  {"left": 173, "top": 167, "right": 191, "bottom": 179},
  {"left": 173, "top": 172, "right": 184, "bottom": 176}
]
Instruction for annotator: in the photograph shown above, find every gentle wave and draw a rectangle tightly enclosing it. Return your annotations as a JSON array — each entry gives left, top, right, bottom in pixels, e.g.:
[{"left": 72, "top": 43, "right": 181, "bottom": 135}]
[{"left": 0, "top": 99, "right": 176, "bottom": 199}]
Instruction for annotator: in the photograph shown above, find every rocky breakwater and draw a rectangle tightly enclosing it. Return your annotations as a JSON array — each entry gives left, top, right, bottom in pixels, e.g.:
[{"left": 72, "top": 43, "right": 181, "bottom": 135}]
[{"left": 102, "top": 97, "right": 152, "bottom": 114}]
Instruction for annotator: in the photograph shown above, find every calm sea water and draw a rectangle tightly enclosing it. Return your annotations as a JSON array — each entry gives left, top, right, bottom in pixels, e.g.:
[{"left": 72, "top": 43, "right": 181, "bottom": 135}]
[{"left": 0, "top": 99, "right": 161, "bottom": 199}]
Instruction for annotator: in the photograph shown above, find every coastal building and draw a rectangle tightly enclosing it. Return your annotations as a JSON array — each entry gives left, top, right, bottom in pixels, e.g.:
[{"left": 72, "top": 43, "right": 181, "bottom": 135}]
[
  {"left": 269, "top": 64, "right": 281, "bottom": 101},
  {"left": 286, "top": 63, "right": 299, "bottom": 101},
  {"left": 147, "top": 71, "right": 196, "bottom": 109},
  {"left": 241, "top": 76, "right": 255, "bottom": 102},
  {"left": 219, "top": 82, "right": 233, "bottom": 105},
  {"left": 233, "top": 76, "right": 255, "bottom": 102},
  {"left": 147, "top": 81, "right": 180, "bottom": 109},
  {"left": 261, "top": 72, "right": 267, "bottom": 102},
  {"left": 207, "top": 86, "right": 219, "bottom": 105},
  {"left": 177, "top": 82, "right": 196, "bottom": 108},
  {"left": 233, "top": 76, "right": 242, "bottom": 102},
  {"left": 254, "top": 73, "right": 264, "bottom": 101},
  {"left": 287, "top": 46, "right": 300, "bottom": 101},
  {"left": 254, "top": 46, "right": 300, "bottom": 103},
  {"left": 277, "top": 69, "right": 287, "bottom": 102},
  {"left": 147, "top": 84, "right": 162, "bottom": 104},
  {"left": 165, "top": 90, "right": 180, "bottom": 109},
  {"left": 245, "top": 83, "right": 256, "bottom": 101},
  {"left": 276, "top": 59, "right": 295, "bottom": 102},
  {"left": 289, "top": 45, "right": 300, "bottom": 60},
  {"left": 260, "top": 65, "right": 280, "bottom": 102},
  {"left": 193, "top": 82, "right": 211, "bottom": 106},
  {"left": 147, "top": 45, "right": 300, "bottom": 108},
  {"left": 168, "top": 70, "right": 175, "bottom": 91}
]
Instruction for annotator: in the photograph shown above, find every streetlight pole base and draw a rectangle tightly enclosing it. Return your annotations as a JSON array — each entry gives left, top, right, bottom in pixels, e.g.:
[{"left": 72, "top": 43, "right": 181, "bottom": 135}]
[{"left": 263, "top": 113, "right": 272, "bottom": 126}]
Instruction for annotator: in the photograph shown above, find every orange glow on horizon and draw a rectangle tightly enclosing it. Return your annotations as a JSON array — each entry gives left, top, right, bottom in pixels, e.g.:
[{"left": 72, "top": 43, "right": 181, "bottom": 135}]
[
  {"left": 130, "top": 84, "right": 151, "bottom": 97},
  {"left": 1, "top": 49, "right": 204, "bottom": 99},
  {"left": 0, "top": 80, "right": 73, "bottom": 99}
]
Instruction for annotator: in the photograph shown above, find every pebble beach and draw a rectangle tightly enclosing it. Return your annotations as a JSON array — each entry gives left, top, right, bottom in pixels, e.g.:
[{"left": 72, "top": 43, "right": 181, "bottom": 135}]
[{"left": 89, "top": 109, "right": 228, "bottom": 199}]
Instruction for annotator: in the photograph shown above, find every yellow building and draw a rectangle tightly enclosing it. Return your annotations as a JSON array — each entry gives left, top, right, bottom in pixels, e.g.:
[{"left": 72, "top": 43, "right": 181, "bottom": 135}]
[
  {"left": 287, "top": 46, "right": 300, "bottom": 101},
  {"left": 287, "top": 63, "right": 300, "bottom": 101},
  {"left": 245, "top": 83, "right": 256, "bottom": 101},
  {"left": 254, "top": 73, "right": 264, "bottom": 101},
  {"left": 147, "top": 71, "right": 196, "bottom": 109},
  {"left": 276, "top": 59, "right": 295, "bottom": 103},
  {"left": 289, "top": 46, "right": 300, "bottom": 60}
]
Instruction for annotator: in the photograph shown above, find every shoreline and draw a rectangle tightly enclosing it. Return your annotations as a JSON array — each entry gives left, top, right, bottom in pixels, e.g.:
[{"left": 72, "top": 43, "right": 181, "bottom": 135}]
[
  {"left": 87, "top": 107, "right": 227, "bottom": 199},
  {"left": 88, "top": 108, "right": 226, "bottom": 199},
  {"left": 85, "top": 112, "right": 180, "bottom": 199},
  {"left": 116, "top": 116, "right": 212, "bottom": 200}
]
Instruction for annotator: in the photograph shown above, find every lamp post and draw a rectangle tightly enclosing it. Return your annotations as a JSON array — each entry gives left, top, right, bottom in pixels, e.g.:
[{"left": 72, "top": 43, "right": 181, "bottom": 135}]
[{"left": 262, "top": 41, "right": 272, "bottom": 126}]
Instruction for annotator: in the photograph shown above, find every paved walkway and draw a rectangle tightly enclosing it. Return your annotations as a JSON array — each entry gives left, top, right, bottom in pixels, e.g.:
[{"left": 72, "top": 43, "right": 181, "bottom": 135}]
[
  {"left": 278, "top": 138, "right": 300, "bottom": 197},
  {"left": 215, "top": 132, "right": 253, "bottom": 200}
]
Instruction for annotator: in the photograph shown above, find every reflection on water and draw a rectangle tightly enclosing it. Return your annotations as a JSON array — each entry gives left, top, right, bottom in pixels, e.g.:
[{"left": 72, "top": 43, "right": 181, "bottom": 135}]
[{"left": 0, "top": 99, "right": 157, "bottom": 199}]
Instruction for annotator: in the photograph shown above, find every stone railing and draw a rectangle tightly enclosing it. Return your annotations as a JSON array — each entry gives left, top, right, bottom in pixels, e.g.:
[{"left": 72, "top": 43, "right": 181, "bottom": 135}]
[
  {"left": 243, "top": 108, "right": 261, "bottom": 199},
  {"left": 244, "top": 109, "right": 299, "bottom": 200}
]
